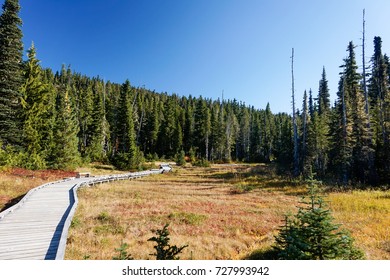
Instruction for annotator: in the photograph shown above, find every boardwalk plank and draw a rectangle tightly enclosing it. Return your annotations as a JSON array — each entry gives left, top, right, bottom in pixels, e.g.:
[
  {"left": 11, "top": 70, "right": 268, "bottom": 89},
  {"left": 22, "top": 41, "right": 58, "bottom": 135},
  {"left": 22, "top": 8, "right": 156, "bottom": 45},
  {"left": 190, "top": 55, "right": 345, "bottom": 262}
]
[{"left": 0, "top": 168, "right": 165, "bottom": 260}]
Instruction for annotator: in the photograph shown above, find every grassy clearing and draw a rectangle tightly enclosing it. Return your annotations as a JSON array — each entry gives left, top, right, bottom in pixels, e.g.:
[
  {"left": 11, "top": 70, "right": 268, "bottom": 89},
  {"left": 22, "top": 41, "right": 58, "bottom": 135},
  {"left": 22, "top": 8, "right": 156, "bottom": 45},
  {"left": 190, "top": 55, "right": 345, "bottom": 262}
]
[
  {"left": 65, "top": 164, "right": 302, "bottom": 260},
  {"left": 65, "top": 164, "right": 390, "bottom": 260},
  {"left": 1, "top": 163, "right": 388, "bottom": 260}
]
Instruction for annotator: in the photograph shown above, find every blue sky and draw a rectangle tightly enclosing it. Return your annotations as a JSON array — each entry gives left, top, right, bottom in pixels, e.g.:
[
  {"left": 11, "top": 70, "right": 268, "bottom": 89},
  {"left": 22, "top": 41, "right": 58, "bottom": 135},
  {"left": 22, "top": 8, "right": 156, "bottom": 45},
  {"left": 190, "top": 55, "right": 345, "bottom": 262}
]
[{"left": 16, "top": 0, "right": 390, "bottom": 113}]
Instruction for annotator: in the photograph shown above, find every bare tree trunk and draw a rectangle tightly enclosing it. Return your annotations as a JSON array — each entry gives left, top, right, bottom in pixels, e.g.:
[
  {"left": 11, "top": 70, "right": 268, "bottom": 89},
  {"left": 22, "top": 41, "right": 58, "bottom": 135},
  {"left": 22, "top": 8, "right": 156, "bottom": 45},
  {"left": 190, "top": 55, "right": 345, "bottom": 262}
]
[
  {"left": 341, "top": 77, "right": 348, "bottom": 184},
  {"left": 291, "top": 48, "right": 299, "bottom": 177}
]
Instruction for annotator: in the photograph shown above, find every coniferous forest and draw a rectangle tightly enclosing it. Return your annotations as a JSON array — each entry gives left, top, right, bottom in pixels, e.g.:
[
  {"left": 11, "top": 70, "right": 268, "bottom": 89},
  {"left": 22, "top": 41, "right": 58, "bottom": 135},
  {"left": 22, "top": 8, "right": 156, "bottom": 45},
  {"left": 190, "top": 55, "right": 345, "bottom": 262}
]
[{"left": 0, "top": 0, "right": 389, "bottom": 186}]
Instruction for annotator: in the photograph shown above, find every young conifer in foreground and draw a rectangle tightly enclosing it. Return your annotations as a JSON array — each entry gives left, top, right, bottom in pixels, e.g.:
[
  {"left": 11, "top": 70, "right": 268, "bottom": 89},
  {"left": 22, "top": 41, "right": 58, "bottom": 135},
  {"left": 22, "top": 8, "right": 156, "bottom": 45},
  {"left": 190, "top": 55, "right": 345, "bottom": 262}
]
[
  {"left": 148, "top": 224, "right": 188, "bottom": 260},
  {"left": 273, "top": 180, "right": 365, "bottom": 260}
]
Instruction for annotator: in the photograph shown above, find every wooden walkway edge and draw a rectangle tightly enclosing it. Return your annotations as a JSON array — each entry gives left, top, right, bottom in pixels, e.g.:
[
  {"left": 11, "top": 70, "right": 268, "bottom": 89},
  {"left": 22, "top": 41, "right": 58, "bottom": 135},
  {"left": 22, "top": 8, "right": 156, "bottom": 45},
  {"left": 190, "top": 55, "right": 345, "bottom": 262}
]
[{"left": 0, "top": 169, "right": 166, "bottom": 260}]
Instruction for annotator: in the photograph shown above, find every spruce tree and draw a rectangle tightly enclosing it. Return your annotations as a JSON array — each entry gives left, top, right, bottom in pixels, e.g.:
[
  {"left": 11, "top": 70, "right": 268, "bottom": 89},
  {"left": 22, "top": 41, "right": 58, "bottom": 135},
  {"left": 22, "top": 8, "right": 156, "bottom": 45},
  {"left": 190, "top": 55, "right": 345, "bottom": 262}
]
[
  {"left": 274, "top": 180, "right": 364, "bottom": 260},
  {"left": 194, "top": 97, "right": 211, "bottom": 160},
  {"left": 159, "top": 97, "right": 177, "bottom": 158},
  {"left": 86, "top": 80, "right": 108, "bottom": 162},
  {"left": 318, "top": 67, "right": 330, "bottom": 116},
  {"left": 369, "top": 37, "right": 390, "bottom": 182},
  {"left": 210, "top": 100, "right": 225, "bottom": 161},
  {"left": 344, "top": 42, "right": 372, "bottom": 183},
  {"left": 0, "top": 0, "right": 23, "bottom": 146},
  {"left": 261, "top": 103, "right": 275, "bottom": 162},
  {"left": 20, "top": 43, "right": 50, "bottom": 169},
  {"left": 114, "top": 80, "right": 139, "bottom": 169},
  {"left": 50, "top": 88, "right": 81, "bottom": 170}
]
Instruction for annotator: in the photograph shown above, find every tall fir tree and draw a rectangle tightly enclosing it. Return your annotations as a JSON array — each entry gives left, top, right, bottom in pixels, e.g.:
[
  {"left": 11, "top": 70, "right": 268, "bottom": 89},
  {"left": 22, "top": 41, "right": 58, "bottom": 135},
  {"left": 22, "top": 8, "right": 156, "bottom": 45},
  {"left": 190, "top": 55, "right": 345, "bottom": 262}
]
[
  {"left": 0, "top": 0, "right": 23, "bottom": 147},
  {"left": 85, "top": 79, "right": 109, "bottom": 162},
  {"left": 368, "top": 36, "right": 390, "bottom": 182},
  {"left": 51, "top": 87, "right": 81, "bottom": 170},
  {"left": 330, "top": 74, "right": 353, "bottom": 184},
  {"left": 331, "top": 42, "right": 372, "bottom": 184},
  {"left": 318, "top": 67, "right": 330, "bottom": 116},
  {"left": 194, "top": 97, "right": 211, "bottom": 160},
  {"left": 20, "top": 43, "right": 51, "bottom": 169},
  {"left": 114, "top": 80, "right": 140, "bottom": 169}
]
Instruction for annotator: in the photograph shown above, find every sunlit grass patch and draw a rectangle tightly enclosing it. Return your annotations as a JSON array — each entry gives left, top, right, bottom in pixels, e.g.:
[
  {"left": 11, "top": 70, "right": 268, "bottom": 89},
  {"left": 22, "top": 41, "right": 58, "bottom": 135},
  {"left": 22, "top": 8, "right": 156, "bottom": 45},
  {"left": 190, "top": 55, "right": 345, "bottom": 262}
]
[{"left": 329, "top": 190, "right": 390, "bottom": 259}]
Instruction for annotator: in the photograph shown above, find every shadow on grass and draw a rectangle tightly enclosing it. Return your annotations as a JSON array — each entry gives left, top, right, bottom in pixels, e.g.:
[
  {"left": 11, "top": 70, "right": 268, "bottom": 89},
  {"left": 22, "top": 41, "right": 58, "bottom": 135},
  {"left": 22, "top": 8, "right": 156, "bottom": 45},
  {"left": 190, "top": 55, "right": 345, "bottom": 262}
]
[
  {"left": 0, "top": 193, "right": 26, "bottom": 212},
  {"left": 242, "top": 248, "right": 278, "bottom": 260}
]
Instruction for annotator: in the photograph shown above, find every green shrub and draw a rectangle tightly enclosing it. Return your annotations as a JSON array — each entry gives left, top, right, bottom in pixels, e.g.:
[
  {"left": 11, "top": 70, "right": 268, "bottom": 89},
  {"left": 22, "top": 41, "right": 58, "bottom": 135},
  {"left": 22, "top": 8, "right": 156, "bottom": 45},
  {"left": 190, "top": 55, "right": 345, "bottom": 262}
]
[{"left": 175, "top": 150, "right": 186, "bottom": 166}]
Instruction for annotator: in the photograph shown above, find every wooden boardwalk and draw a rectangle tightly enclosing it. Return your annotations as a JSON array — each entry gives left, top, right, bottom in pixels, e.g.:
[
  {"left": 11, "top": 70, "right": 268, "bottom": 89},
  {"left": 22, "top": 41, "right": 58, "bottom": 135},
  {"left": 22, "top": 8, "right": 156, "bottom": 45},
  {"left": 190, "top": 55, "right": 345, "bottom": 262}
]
[{"left": 0, "top": 169, "right": 166, "bottom": 260}]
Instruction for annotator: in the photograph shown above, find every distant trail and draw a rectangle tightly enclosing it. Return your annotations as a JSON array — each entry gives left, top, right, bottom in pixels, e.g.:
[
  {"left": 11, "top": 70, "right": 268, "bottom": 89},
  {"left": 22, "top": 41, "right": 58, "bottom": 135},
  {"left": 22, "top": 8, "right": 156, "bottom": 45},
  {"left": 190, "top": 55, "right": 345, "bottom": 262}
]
[{"left": 0, "top": 169, "right": 167, "bottom": 260}]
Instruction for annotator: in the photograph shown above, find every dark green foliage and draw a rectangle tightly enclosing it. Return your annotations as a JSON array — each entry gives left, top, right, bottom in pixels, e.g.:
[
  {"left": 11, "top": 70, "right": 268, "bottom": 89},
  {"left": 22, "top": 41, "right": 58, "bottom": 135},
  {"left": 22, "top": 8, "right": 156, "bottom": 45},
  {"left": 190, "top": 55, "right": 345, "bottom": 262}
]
[
  {"left": 50, "top": 88, "right": 81, "bottom": 170},
  {"left": 112, "top": 80, "right": 143, "bottom": 170},
  {"left": 20, "top": 43, "right": 52, "bottom": 169},
  {"left": 1, "top": 0, "right": 389, "bottom": 187},
  {"left": 175, "top": 150, "right": 186, "bottom": 166},
  {"left": 0, "top": 0, "right": 24, "bottom": 146},
  {"left": 148, "top": 224, "right": 188, "bottom": 260},
  {"left": 273, "top": 181, "right": 365, "bottom": 260},
  {"left": 192, "top": 158, "right": 211, "bottom": 167},
  {"left": 318, "top": 67, "right": 331, "bottom": 115}
]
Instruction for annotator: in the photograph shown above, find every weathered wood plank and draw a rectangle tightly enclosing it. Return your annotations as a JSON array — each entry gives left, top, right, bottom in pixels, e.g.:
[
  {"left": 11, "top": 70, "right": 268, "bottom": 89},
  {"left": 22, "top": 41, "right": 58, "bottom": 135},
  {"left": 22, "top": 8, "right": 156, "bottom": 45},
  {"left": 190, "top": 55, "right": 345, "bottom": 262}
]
[{"left": 0, "top": 167, "right": 168, "bottom": 260}]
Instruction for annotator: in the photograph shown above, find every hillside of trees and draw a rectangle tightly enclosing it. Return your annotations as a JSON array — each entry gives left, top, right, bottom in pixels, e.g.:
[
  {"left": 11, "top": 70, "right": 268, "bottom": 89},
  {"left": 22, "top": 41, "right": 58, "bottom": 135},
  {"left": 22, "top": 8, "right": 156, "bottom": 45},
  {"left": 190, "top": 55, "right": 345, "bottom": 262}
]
[{"left": 0, "top": 0, "right": 389, "bottom": 185}]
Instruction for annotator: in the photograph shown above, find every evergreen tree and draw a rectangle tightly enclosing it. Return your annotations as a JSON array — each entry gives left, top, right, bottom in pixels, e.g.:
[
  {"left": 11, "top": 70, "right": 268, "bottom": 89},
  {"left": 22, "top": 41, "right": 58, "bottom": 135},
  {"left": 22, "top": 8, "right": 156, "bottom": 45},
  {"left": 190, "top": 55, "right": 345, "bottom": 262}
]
[
  {"left": 274, "top": 181, "right": 364, "bottom": 260},
  {"left": 194, "top": 97, "right": 211, "bottom": 160},
  {"left": 50, "top": 87, "right": 81, "bottom": 170},
  {"left": 20, "top": 43, "right": 51, "bottom": 169},
  {"left": 369, "top": 36, "right": 390, "bottom": 182},
  {"left": 318, "top": 67, "right": 330, "bottom": 115},
  {"left": 307, "top": 110, "right": 329, "bottom": 178},
  {"left": 343, "top": 42, "right": 372, "bottom": 183},
  {"left": 330, "top": 43, "right": 359, "bottom": 184},
  {"left": 260, "top": 103, "right": 275, "bottom": 162},
  {"left": 210, "top": 100, "right": 225, "bottom": 161},
  {"left": 237, "top": 106, "right": 251, "bottom": 161},
  {"left": 86, "top": 79, "right": 109, "bottom": 162},
  {"left": 224, "top": 104, "right": 239, "bottom": 162},
  {"left": 159, "top": 97, "right": 178, "bottom": 158},
  {"left": 274, "top": 113, "right": 293, "bottom": 173},
  {"left": 0, "top": 0, "right": 23, "bottom": 146},
  {"left": 114, "top": 80, "right": 140, "bottom": 169}
]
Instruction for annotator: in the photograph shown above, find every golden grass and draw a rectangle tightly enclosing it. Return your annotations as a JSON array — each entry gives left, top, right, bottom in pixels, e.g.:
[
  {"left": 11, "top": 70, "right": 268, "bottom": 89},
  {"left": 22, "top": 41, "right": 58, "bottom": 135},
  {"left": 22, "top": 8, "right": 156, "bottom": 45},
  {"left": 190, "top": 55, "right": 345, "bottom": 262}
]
[
  {"left": 2, "top": 163, "right": 388, "bottom": 260},
  {"left": 65, "top": 165, "right": 390, "bottom": 260},
  {"left": 65, "top": 165, "right": 301, "bottom": 260},
  {"left": 329, "top": 191, "right": 390, "bottom": 260}
]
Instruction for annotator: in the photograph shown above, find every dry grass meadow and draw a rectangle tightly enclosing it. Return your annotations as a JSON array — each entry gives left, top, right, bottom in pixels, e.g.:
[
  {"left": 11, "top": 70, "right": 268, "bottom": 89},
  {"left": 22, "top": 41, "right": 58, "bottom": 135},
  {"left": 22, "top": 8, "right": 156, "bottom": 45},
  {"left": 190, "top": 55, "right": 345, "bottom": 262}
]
[{"left": 63, "top": 164, "right": 390, "bottom": 260}]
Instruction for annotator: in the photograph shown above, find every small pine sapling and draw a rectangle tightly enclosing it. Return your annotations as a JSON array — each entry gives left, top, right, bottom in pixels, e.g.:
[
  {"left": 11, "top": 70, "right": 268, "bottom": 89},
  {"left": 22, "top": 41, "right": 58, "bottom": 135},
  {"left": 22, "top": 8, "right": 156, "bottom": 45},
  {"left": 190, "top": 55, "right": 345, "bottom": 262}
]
[
  {"left": 112, "top": 241, "right": 134, "bottom": 260},
  {"left": 273, "top": 179, "right": 365, "bottom": 260},
  {"left": 148, "top": 224, "right": 188, "bottom": 260}
]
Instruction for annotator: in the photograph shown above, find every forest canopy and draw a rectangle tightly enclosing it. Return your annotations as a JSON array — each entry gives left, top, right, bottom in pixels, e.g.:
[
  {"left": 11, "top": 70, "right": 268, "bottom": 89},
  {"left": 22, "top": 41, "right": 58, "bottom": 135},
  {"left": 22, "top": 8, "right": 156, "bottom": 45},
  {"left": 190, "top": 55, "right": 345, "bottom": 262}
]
[{"left": 0, "top": 0, "right": 389, "bottom": 185}]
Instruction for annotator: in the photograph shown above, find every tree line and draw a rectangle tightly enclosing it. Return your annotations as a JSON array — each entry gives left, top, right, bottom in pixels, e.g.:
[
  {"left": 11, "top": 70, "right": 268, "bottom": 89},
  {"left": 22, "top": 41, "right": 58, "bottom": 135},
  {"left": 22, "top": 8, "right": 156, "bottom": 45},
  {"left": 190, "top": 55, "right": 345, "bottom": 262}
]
[{"left": 0, "top": 1, "right": 389, "bottom": 185}]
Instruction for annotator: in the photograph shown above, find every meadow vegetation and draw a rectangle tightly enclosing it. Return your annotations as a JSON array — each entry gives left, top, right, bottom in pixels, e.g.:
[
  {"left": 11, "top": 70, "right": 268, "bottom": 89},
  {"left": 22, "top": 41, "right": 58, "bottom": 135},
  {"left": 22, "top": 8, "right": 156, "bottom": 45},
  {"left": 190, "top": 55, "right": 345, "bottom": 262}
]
[{"left": 62, "top": 164, "right": 390, "bottom": 260}]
